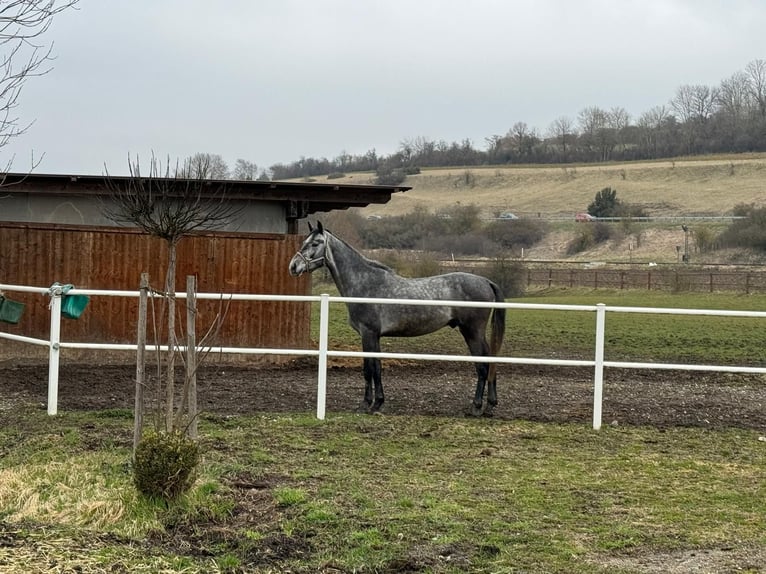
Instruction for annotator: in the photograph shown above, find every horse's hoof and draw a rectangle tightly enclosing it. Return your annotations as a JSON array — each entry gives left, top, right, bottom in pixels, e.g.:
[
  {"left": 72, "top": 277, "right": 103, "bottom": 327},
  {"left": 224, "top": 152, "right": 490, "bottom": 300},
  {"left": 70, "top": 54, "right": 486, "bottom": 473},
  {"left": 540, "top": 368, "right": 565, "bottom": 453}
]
[
  {"left": 357, "top": 401, "right": 372, "bottom": 413},
  {"left": 470, "top": 403, "right": 484, "bottom": 417},
  {"left": 482, "top": 405, "right": 495, "bottom": 418}
]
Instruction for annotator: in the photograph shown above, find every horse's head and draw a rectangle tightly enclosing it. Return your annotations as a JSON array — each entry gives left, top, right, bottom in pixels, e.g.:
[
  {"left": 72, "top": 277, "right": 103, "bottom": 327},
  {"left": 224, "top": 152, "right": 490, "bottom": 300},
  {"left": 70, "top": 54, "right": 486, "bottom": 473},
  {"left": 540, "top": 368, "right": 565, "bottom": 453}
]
[{"left": 289, "top": 221, "right": 328, "bottom": 276}]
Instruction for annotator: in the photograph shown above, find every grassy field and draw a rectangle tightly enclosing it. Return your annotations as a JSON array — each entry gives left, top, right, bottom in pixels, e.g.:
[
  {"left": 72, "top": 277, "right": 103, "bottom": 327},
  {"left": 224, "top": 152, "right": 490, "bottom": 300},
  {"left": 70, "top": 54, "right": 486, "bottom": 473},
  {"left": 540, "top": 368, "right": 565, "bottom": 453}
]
[
  {"left": 313, "top": 284, "right": 766, "bottom": 366},
  {"left": 2, "top": 289, "right": 765, "bottom": 572},
  {"left": 1, "top": 406, "right": 765, "bottom": 573},
  {"left": 329, "top": 154, "right": 766, "bottom": 220}
]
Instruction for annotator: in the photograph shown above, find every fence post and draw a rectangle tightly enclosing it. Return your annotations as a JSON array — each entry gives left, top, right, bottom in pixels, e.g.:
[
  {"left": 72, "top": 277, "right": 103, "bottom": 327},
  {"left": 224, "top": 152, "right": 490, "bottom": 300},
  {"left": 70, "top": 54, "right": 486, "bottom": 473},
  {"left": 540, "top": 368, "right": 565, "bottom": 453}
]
[
  {"left": 134, "top": 273, "right": 148, "bottom": 455},
  {"left": 47, "top": 287, "right": 63, "bottom": 416},
  {"left": 592, "top": 303, "right": 606, "bottom": 430},
  {"left": 316, "top": 293, "right": 330, "bottom": 420}
]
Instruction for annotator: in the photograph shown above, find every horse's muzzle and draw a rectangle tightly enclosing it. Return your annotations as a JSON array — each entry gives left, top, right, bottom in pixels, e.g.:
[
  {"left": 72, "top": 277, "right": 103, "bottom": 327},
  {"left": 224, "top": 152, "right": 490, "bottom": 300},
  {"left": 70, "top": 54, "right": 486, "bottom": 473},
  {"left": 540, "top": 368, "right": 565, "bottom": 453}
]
[
  {"left": 289, "top": 252, "right": 324, "bottom": 276},
  {"left": 288, "top": 255, "right": 305, "bottom": 277}
]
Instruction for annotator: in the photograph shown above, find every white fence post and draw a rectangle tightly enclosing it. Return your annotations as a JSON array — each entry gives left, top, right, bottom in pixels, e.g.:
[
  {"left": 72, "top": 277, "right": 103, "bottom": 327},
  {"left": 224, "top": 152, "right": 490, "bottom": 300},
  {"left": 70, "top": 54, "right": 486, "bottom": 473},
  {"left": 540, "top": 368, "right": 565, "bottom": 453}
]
[
  {"left": 316, "top": 293, "right": 330, "bottom": 420},
  {"left": 592, "top": 303, "right": 606, "bottom": 430},
  {"left": 47, "top": 288, "right": 63, "bottom": 416}
]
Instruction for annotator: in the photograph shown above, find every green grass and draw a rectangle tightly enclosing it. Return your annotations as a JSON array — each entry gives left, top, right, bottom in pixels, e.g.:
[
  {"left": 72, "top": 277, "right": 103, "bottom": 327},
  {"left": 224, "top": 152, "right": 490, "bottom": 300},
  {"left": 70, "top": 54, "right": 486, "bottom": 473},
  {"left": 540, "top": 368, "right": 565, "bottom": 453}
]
[
  {"left": 2, "top": 287, "right": 766, "bottom": 572},
  {"left": 311, "top": 284, "right": 766, "bottom": 366},
  {"left": 1, "top": 408, "right": 765, "bottom": 572}
]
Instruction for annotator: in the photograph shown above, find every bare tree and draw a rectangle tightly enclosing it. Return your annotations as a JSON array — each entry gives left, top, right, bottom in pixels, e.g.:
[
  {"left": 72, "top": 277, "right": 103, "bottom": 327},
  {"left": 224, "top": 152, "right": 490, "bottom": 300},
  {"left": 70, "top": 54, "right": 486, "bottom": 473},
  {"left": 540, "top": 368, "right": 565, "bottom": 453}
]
[
  {"left": 745, "top": 59, "right": 766, "bottom": 119},
  {"left": 716, "top": 71, "right": 752, "bottom": 146},
  {"left": 547, "top": 116, "right": 575, "bottom": 156},
  {"left": 671, "top": 84, "right": 718, "bottom": 123},
  {"left": 179, "top": 152, "right": 230, "bottom": 179},
  {"left": 507, "top": 121, "right": 538, "bottom": 159},
  {"left": 608, "top": 107, "right": 631, "bottom": 155},
  {"left": 232, "top": 158, "right": 257, "bottom": 180},
  {"left": 670, "top": 85, "right": 718, "bottom": 153},
  {"left": 103, "top": 154, "right": 242, "bottom": 432},
  {"left": 0, "top": 0, "right": 79, "bottom": 167},
  {"left": 637, "top": 105, "right": 673, "bottom": 157},
  {"left": 578, "top": 106, "right": 614, "bottom": 161}
]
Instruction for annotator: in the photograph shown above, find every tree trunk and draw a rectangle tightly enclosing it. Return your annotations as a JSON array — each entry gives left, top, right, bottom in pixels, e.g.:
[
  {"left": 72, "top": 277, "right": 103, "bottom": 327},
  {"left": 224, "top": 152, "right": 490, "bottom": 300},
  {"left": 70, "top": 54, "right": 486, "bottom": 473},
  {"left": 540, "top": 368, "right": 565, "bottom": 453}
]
[
  {"left": 185, "top": 275, "right": 198, "bottom": 438},
  {"left": 164, "top": 241, "right": 178, "bottom": 431}
]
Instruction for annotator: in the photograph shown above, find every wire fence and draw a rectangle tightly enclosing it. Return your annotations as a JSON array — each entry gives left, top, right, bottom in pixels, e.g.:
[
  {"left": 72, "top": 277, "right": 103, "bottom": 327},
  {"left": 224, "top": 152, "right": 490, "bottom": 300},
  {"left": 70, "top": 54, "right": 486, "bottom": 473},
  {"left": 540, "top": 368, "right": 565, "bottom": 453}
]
[{"left": 524, "top": 267, "right": 766, "bottom": 293}]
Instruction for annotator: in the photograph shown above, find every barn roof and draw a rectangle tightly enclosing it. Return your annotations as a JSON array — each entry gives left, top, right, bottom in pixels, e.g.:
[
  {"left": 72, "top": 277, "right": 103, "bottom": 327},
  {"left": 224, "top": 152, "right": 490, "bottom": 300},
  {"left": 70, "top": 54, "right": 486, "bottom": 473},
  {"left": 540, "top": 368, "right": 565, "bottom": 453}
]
[{"left": 0, "top": 172, "right": 411, "bottom": 221}]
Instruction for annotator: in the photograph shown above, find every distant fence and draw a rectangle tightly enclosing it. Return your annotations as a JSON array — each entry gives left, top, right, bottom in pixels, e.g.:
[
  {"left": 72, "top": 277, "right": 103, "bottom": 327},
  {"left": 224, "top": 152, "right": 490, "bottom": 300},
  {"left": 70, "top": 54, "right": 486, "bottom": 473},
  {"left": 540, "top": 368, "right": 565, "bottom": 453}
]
[{"left": 524, "top": 267, "right": 766, "bottom": 293}]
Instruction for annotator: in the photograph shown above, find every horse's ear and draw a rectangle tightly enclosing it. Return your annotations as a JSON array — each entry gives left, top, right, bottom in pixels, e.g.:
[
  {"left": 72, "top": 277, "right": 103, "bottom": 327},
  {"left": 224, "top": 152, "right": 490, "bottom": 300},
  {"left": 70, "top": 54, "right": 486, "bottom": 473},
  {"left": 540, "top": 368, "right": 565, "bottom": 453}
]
[
  {"left": 307, "top": 221, "right": 314, "bottom": 232},
  {"left": 317, "top": 221, "right": 324, "bottom": 233}
]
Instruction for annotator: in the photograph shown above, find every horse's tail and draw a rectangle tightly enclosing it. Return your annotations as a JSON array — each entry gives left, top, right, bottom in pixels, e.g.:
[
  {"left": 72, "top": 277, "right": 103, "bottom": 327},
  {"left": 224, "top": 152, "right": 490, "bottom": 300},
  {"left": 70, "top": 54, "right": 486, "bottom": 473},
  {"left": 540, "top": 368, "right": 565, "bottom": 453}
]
[{"left": 488, "top": 281, "right": 506, "bottom": 382}]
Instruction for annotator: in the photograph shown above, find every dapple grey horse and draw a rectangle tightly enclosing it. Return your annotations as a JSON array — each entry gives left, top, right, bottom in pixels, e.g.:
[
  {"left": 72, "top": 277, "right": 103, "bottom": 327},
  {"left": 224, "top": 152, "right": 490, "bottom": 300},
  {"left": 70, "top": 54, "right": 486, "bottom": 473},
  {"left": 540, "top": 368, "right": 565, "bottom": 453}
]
[{"left": 289, "top": 222, "right": 506, "bottom": 415}]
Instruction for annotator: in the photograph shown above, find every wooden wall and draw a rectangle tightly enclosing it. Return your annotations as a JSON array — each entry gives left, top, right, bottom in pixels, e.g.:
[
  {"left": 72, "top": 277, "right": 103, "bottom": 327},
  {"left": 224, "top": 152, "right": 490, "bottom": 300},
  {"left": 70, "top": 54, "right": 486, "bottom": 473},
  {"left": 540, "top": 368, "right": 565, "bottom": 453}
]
[{"left": 0, "top": 223, "right": 312, "bottom": 356}]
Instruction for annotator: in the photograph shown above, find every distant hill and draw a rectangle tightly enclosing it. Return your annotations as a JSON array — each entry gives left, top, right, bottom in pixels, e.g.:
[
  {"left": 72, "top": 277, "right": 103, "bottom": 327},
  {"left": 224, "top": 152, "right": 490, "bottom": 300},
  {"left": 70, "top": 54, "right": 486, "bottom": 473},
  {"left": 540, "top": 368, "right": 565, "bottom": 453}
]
[{"left": 319, "top": 154, "right": 766, "bottom": 220}]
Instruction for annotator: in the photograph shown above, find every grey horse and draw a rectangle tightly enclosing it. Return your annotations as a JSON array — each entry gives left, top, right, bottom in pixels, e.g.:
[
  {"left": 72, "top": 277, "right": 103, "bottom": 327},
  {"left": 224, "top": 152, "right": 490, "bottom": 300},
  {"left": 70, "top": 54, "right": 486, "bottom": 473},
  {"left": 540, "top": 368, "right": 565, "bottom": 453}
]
[{"left": 289, "top": 221, "right": 506, "bottom": 415}]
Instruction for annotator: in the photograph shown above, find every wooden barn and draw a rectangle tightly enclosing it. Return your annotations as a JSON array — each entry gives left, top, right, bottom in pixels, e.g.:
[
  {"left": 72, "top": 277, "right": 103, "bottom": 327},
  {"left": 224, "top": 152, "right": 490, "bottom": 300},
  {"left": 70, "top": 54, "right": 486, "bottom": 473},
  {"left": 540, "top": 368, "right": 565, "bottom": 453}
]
[{"left": 0, "top": 173, "right": 409, "bottom": 359}]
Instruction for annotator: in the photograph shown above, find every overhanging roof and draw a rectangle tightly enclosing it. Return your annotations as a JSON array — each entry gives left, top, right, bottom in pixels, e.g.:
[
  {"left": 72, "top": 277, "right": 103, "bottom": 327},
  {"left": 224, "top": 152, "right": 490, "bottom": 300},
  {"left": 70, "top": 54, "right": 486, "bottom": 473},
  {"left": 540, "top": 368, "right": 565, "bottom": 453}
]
[{"left": 0, "top": 172, "right": 411, "bottom": 219}]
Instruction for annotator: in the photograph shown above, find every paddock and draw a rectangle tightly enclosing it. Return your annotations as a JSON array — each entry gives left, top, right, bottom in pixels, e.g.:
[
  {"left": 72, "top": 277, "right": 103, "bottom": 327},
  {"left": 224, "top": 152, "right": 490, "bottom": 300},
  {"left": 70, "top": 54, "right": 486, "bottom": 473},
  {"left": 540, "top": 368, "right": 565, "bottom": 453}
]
[{"left": 1, "top": 360, "right": 764, "bottom": 430}]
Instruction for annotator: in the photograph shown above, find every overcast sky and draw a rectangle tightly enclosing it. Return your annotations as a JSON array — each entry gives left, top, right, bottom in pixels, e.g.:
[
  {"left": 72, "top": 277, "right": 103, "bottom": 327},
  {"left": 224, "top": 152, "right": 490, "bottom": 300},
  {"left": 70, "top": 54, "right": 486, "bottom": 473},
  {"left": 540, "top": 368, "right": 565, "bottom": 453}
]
[{"left": 3, "top": 0, "right": 764, "bottom": 176}]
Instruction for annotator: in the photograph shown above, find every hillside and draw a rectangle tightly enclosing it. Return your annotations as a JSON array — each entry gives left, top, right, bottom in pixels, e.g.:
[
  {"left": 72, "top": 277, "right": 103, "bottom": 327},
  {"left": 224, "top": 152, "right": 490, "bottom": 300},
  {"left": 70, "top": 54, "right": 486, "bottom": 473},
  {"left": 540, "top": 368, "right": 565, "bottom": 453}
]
[
  {"left": 312, "top": 155, "right": 766, "bottom": 265},
  {"left": 330, "top": 154, "right": 766, "bottom": 219}
]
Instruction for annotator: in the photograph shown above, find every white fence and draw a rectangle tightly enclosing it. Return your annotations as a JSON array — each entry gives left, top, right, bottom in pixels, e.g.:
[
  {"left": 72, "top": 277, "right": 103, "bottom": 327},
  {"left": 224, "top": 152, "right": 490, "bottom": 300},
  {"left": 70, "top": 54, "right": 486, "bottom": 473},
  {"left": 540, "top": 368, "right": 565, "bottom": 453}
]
[{"left": 2, "top": 282, "right": 766, "bottom": 429}]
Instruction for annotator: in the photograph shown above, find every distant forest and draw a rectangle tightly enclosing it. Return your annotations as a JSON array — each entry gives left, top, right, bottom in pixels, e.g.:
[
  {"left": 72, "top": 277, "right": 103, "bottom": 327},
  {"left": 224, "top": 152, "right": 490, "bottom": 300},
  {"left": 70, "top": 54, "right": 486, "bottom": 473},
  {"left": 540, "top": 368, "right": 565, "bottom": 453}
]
[{"left": 263, "top": 58, "right": 766, "bottom": 183}]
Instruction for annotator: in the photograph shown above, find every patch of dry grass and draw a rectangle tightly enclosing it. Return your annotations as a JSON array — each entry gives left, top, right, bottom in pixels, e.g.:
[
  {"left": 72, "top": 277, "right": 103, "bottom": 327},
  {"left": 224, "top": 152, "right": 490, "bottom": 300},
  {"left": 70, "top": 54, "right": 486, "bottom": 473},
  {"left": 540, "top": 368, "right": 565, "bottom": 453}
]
[{"left": 343, "top": 154, "right": 766, "bottom": 219}]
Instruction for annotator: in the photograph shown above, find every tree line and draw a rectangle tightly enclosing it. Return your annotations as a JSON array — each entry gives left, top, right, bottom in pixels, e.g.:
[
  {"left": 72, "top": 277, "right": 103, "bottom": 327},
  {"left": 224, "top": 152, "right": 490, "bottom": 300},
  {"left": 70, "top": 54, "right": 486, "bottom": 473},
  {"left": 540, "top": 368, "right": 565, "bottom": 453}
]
[
  {"left": 264, "top": 58, "right": 766, "bottom": 181},
  {"left": 143, "top": 58, "right": 766, "bottom": 184}
]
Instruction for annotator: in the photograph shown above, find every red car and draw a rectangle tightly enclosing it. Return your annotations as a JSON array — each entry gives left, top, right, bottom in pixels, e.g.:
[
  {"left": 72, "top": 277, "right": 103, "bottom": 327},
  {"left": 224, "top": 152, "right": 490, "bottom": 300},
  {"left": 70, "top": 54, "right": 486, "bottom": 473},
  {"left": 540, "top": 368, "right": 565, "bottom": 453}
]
[{"left": 575, "top": 212, "right": 595, "bottom": 222}]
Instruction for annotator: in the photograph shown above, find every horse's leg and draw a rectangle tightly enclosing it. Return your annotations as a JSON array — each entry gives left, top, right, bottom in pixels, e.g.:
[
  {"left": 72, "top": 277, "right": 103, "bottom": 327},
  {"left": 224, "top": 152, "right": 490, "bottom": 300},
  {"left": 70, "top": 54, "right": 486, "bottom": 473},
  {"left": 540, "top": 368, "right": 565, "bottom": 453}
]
[
  {"left": 485, "top": 365, "right": 498, "bottom": 417},
  {"left": 460, "top": 325, "right": 490, "bottom": 417},
  {"left": 362, "top": 357, "right": 374, "bottom": 411},
  {"left": 361, "top": 330, "right": 384, "bottom": 413}
]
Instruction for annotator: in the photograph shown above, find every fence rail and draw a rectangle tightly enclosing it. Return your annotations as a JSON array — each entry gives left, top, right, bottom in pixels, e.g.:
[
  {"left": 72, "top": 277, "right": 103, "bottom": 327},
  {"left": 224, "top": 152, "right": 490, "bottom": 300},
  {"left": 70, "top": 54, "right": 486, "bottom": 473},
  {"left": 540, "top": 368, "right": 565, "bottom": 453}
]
[{"left": 2, "top": 282, "right": 765, "bottom": 429}]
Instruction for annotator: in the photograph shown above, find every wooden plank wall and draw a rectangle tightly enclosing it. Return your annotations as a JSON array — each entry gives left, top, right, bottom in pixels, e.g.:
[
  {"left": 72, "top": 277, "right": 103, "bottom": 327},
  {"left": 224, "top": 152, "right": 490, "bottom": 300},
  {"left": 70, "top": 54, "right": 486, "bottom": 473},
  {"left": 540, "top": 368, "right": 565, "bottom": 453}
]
[{"left": 0, "top": 224, "right": 312, "bottom": 355}]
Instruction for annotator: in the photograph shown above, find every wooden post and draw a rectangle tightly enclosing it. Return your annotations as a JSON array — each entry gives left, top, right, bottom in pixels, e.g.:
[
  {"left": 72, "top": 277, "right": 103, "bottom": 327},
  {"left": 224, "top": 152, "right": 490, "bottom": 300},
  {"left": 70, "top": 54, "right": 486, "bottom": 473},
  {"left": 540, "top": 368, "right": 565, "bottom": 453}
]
[
  {"left": 186, "top": 275, "right": 198, "bottom": 439},
  {"left": 133, "top": 272, "right": 149, "bottom": 457}
]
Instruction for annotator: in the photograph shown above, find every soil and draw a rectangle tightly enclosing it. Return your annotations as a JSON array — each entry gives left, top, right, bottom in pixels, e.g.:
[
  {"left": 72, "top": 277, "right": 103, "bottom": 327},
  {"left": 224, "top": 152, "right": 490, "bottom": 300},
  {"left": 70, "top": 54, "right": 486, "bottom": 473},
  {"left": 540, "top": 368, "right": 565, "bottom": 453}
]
[{"left": 1, "top": 359, "right": 765, "bottom": 430}]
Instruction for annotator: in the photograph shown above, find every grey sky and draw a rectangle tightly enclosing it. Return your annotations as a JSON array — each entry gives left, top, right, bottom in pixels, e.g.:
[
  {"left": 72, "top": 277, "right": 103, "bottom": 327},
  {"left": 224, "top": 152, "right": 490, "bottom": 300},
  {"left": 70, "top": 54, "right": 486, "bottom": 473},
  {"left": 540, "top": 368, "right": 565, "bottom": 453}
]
[{"left": 3, "top": 0, "right": 764, "bottom": 176}]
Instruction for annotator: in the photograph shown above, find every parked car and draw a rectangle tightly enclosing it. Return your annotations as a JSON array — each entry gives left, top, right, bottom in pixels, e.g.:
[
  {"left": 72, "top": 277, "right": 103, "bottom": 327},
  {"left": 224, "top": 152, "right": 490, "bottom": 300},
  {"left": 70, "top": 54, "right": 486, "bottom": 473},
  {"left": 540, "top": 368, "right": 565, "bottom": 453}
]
[
  {"left": 575, "top": 212, "right": 595, "bottom": 222},
  {"left": 499, "top": 212, "right": 518, "bottom": 220}
]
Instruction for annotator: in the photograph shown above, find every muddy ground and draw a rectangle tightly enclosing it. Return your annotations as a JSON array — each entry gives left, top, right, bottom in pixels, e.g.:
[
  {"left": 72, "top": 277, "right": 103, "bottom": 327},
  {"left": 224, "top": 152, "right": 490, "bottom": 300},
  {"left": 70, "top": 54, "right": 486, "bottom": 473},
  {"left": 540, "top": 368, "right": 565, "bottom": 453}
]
[{"left": 1, "top": 359, "right": 764, "bottom": 430}]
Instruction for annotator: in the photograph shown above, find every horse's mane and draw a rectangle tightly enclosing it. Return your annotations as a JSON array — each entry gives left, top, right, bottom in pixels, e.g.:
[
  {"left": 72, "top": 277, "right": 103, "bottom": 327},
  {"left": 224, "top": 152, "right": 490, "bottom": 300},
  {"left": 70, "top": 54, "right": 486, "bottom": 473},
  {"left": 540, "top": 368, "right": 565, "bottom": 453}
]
[{"left": 326, "top": 229, "right": 394, "bottom": 273}]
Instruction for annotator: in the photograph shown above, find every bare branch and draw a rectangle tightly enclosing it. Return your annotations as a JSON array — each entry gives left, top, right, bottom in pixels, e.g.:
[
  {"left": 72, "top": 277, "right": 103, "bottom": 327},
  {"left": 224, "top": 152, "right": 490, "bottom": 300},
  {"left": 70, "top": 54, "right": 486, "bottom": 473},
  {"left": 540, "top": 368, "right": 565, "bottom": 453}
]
[
  {"left": 102, "top": 153, "right": 243, "bottom": 243},
  {"left": 0, "top": 1, "right": 79, "bottom": 152}
]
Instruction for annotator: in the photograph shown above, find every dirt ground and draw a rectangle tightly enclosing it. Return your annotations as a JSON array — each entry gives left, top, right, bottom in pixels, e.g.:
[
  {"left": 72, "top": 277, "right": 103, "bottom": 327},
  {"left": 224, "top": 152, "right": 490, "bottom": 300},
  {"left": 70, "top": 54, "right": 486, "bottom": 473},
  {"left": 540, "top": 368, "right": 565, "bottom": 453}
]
[{"left": 1, "top": 359, "right": 764, "bottom": 430}]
